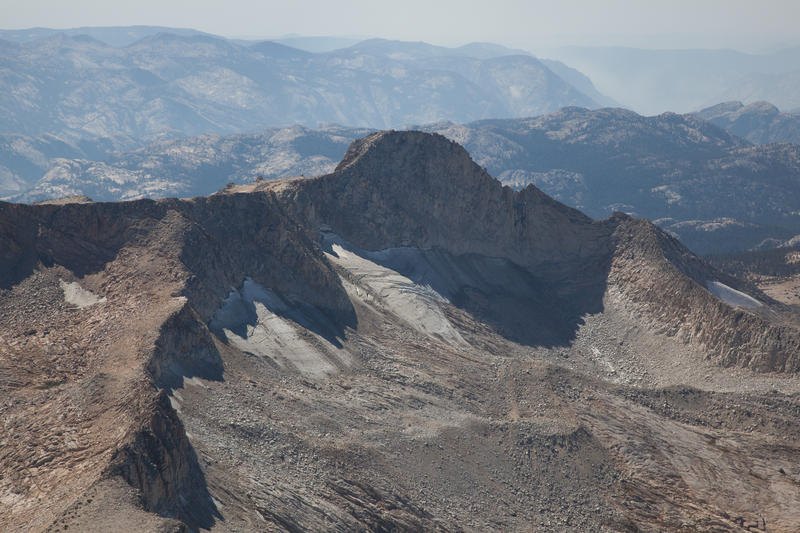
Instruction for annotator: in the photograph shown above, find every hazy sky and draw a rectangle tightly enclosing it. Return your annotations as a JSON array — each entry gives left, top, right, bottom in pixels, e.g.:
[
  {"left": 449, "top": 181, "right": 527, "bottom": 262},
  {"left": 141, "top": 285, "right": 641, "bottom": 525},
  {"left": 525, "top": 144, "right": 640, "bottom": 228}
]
[{"left": 2, "top": 0, "right": 799, "bottom": 51}]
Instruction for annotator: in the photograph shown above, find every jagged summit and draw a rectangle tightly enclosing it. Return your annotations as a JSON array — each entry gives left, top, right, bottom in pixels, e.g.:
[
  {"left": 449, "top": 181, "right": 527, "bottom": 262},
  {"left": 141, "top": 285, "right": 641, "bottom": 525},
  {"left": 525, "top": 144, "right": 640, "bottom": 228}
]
[{"left": 4, "top": 131, "right": 800, "bottom": 532}]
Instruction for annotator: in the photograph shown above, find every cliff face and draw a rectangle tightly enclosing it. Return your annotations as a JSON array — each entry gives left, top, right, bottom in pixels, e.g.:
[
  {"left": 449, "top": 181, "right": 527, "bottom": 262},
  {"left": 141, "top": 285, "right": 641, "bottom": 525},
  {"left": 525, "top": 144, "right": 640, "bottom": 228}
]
[
  {"left": 280, "top": 131, "right": 610, "bottom": 278},
  {"left": 3, "top": 131, "right": 800, "bottom": 532},
  {"left": 105, "top": 391, "right": 218, "bottom": 530}
]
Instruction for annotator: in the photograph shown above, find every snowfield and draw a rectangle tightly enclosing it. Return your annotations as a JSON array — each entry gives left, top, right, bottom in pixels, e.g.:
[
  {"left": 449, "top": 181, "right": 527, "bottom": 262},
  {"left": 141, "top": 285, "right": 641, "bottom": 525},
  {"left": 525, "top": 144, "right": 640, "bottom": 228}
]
[{"left": 706, "top": 280, "right": 763, "bottom": 309}]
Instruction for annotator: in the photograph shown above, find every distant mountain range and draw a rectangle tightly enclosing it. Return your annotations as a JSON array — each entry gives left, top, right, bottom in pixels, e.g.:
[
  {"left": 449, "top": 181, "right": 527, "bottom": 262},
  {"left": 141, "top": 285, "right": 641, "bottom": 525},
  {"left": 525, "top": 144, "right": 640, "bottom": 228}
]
[
  {"left": 9, "top": 107, "right": 800, "bottom": 255},
  {"left": 0, "top": 25, "right": 215, "bottom": 46},
  {"left": 545, "top": 46, "right": 800, "bottom": 114},
  {"left": 0, "top": 27, "right": 368, "bottom": 52},
  {"left": 0, "top": 29, "right": 604, "bottom": 145},
  {"left": 7, "top": 125, "right": 370, "bottom": 201},
  {"left": 694, "top": 101, "right": 800, "bottom": 144}
]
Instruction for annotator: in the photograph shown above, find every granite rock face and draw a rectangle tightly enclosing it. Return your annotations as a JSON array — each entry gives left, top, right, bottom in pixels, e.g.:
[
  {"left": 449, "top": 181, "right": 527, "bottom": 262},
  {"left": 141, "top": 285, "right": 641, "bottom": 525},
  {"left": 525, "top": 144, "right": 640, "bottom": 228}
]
[{"left": 284, "top": 131, "right": 606, "bottom": 271}]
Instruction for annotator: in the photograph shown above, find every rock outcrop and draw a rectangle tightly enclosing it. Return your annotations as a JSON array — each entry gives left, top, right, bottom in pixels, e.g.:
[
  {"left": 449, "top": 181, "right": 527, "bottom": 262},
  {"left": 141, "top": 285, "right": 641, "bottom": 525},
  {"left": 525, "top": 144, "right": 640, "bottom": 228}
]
[{"left": 105, "top": 391, "right": 219, "bottom": 530}]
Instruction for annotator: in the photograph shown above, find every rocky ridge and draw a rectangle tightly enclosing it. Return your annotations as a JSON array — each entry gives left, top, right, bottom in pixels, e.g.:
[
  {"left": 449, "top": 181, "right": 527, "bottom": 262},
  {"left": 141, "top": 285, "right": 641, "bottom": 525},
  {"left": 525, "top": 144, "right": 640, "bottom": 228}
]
[
  {"left": 2, "top": 131, "right": 800, "bottom": 531},
  {"left": 8, "top": 125, "right": 371, "bottom": 203}
]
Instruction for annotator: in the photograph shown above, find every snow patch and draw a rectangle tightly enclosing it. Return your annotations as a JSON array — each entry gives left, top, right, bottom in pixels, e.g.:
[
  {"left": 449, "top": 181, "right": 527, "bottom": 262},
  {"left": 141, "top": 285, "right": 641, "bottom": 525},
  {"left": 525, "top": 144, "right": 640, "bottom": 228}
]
[
  {"left": 706, "top": 281, "right": 763, "bottom": 310},
  {"left": 209, "top": 279, "right": 344, "bottom": 379},
  {"left": 59, "top": 279, "right": 106, "bottom": 308},
  {"left": 324, "top": 238, "right": 465, "bottom": 345}
]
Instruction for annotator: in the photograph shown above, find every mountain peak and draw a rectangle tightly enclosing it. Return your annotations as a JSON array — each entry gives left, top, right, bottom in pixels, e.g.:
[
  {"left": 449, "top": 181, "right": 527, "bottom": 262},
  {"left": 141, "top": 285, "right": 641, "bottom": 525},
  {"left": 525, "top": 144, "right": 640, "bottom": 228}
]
[
  {"left": 266, "top": 130, "right": 606, "bottom": 277},
  {"left": 333, "top": 130, "right": 468, "bottom": 173}
]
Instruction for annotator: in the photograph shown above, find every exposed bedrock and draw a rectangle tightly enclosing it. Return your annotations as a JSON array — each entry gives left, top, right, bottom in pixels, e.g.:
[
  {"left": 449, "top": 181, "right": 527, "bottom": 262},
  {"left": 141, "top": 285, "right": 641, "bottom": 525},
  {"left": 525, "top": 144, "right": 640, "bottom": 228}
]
[
  {"left": 105, "top": 391, "right": 220, "bottom": 531},
  {"left": 608, "top": 217, "right": 800, "bottom": 372},
  {"left": 149, "top": 303, "right": 224, "bottom": 391}
]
